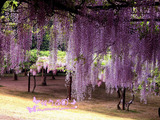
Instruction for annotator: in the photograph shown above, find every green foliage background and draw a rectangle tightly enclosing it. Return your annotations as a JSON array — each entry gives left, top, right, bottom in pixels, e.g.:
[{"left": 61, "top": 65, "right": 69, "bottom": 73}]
[{"left": 29, "top": 49, "right": 66, "bottom": 65}]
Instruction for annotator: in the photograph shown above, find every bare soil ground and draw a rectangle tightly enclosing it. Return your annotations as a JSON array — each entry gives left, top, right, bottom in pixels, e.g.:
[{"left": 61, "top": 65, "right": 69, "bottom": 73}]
[{"left": 0, "top": 74, "right": 160, "bottom": 120}]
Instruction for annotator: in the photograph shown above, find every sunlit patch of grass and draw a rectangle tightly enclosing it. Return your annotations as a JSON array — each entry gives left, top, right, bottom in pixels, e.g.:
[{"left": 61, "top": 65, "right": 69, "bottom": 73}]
[{"left": 0, "top": 93, "right": 135, "bottom": 120}]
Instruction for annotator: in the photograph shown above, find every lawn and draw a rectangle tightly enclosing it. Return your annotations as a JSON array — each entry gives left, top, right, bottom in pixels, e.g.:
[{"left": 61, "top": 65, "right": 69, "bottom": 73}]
[{"left": 0, "top": 75, "right": 159, "bottom": 120}]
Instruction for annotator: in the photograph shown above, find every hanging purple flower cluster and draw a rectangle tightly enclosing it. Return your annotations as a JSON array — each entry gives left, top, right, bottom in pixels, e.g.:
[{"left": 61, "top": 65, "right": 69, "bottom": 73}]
[
  {"left": 66, "top": 1, "right": 160, "bottom": 101},
  {"left": 1, "top": 0, "right": 160, "bottom": 102},
  {"left": 0, "top": 2, "right": 33, "bottom": 74}
]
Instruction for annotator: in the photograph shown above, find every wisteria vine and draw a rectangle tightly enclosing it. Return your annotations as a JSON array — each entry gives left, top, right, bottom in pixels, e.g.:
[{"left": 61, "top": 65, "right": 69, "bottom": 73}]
[{"left": 0, "top": 0, "right": 160, "bottom": 103}]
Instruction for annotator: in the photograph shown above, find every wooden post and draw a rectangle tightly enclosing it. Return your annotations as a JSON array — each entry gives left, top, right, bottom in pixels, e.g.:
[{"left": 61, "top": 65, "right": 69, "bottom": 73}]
[
  {"left": 69, "top": 72, "right": 72, "bottom": 100},
  {"left": 28, "top": 72, "right": 30, "bottom": 92},
  {"left": 122, "top": 87, "right": 126, "bottom": 110}
]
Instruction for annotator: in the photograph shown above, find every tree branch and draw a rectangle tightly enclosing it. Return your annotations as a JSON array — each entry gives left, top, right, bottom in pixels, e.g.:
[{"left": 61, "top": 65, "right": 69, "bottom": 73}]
[{"left": 86, "top": 1, "right": 160, "bottom": 11}]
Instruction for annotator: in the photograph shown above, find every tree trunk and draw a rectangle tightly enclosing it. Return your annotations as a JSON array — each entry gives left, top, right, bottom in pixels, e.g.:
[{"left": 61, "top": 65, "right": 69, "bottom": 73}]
[
  {"left": 28, "top": 72, "right": 30, "bottom": 92},
  {"left": 117, "top": 87, "right": 134, "bottom": 111},
  {"left": 13, "top": 69, "right": 18, "bottom": 80},
  {"left": 117, "top": 87, "right": 121, "bottom": 98},
  {"left": 56, "top": 70, "right": 58, "bottom": 76},
  {"left": 122, "top": 87, "right": 126, "bottom": 110},
  {"left": 42, "top": 68, "right": 43, "bottom": 77},
  {"left": 41, "top": 68, "right": 47, "bottom": 86},
  {"left": 52, "top": 71, "right": 55, "bottom": 80},
  {"left": 117, "top": 88, "right": 122, "bottom": 110},
  {"left": 69, "top": 73, "right": 72, "bottom": 100},
  {"left": 126, "top": 93, "right": 134, "bottom": 111},
  {"left": 24, "top": 68, "right": 27, "bottom": 76},
  {"left": 155, "top": 83, "right": 159, "bottom": 95},
  {"left": 32, "top": 76, "right": 36, "bottom": 92}
]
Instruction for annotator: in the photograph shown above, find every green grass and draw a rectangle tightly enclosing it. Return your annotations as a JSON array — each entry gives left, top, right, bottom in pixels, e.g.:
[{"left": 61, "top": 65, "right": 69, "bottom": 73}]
[
  {"left": 129, "top": 110, "right": 140, "bottom": 113},
  {"left": 0, "top": 90, "right": 135, "bottom": 120}
]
